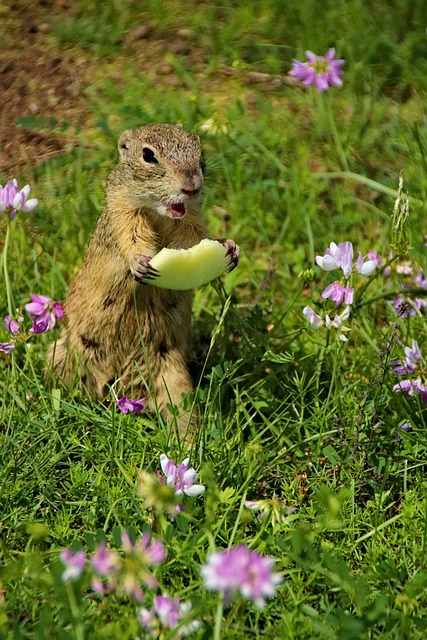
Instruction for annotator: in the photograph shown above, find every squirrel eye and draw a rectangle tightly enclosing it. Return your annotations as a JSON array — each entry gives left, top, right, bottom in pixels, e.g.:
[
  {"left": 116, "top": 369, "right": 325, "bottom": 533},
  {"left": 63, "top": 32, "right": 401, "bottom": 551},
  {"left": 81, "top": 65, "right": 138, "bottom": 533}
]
[{"left": 142, "top": 147, "right": 158, "bottom": 164}]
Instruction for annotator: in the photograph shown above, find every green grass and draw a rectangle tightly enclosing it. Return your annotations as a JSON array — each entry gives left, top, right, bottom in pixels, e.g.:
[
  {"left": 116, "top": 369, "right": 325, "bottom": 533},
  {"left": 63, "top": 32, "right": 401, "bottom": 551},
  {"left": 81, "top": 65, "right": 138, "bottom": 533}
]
[{"left": 1, "top": 1, "right": 427, "bottom": 638}]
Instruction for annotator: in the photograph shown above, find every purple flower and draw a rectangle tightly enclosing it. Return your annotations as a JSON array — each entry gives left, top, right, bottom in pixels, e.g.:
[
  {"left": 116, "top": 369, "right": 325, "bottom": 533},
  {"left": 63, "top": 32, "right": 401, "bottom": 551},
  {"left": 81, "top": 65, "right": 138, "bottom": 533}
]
[
  {"left": 0, "top": 341, "right": 16, "bottom": 355},
  {"left": 25, "top": 293, "right": 64, "bottom": 332},
  {"left": 121, "top": 531, "right": 166, "bottom": 566},
  {"left": 91, "top": 542, "right": 121, "bottom": 577},
  {"left": 0, "top": 179, "right": 38, "bottom": 219},
  {"left": 355, "top": 252, "right": 377, "bottom": 276},
  {"left": 392, "top": 341, "right": 427, "bottom": 405},
  {"left": 60, "top": 548, "right": 86, "bottom": 582},
  {"left": 316, "top": 242, "right": 353, "bottom": 278},
  {"left": 159, "top": 454, "right": 205, "bottom": 498},
  {"left": 392, "top": 295, "right": 425, "bottom": 318},
  {"left": 289, "top": 48, "right": 345, "bottom": 92},
  {"left": 414, "top": 270, "right": 427, "bottom": 289},
  {"left": 138, "top": 595, "right": 198, "bottom": 637},
  {"left": 30, "top": 318, "right": 49, "bottom": 334},
  {"left": 322, "top": 282, "right": 354, "bottom": 305},
  {"left": 116, "top": 396, "right": 145, "bottom": 413},
  {"left": 367, "top": 251, "right": 383, "bottom": 267},
  {"left": 303, "top": 305, "right": 323, "bottom": 328},
  {"left": 201, "top": 544, "right": 282, "bottom": 609},
  {"left": 4, "top": 316, "right": 19, "bottom": 335},
  {"left": 154, "top": 595, "right": 183, "bottom": 629}
]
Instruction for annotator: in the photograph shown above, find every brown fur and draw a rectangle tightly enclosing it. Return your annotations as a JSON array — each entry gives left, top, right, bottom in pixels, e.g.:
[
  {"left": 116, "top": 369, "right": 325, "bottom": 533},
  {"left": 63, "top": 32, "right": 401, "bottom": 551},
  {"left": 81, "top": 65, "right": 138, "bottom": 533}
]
[{"left": 49, "top": 123, "right": 212, "bottom": 430}]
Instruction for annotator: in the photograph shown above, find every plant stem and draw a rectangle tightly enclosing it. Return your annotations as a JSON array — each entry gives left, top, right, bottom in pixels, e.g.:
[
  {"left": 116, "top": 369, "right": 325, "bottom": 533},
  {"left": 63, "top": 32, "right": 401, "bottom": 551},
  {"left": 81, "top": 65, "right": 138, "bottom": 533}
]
[
  {"left": 213, "top": 595, "right": 224, "bottom": 640},
  {"left": 2, "top": 220, "right": 14, "bottom": 317},
  {"left": 65, "top": 582, "right": 85, "bottom": 640}
]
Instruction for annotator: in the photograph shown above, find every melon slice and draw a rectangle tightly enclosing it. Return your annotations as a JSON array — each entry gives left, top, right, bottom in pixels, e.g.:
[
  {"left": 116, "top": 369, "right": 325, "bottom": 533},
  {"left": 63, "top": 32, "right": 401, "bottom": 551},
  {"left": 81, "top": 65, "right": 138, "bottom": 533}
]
[{"left": 141, "top": 238, "right": 235, "bottom": 290}]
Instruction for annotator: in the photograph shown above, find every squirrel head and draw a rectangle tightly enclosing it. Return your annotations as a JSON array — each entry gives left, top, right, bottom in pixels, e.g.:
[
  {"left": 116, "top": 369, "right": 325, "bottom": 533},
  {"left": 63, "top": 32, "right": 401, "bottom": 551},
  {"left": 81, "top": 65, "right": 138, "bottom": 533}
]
[{"left": 113, "top": 123, "right": 205, "bottom": 219}]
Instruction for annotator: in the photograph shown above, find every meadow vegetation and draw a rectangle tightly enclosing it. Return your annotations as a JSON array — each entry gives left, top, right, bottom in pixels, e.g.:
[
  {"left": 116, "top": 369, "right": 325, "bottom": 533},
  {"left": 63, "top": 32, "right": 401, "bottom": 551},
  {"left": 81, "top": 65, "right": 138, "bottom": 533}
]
[{"left": 0, "top": 0, "right": 427, "bottom": 638}]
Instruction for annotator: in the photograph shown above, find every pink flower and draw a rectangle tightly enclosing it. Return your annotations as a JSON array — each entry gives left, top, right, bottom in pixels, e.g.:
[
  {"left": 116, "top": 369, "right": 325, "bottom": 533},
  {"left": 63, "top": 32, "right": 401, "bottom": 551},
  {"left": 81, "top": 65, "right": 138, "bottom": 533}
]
[
  {"left": 116, "top": 396, "right": 145, "bottom": 413},
  {"left": 60, "top": 548, "right": 86, "bottom": 582},
  {"left": 355, "top": 252, "right": 377, "bottom": 276},
  {"left": 367, "top": 251, "right": 382, "bottom": 266},
  {"left": 201, "top": 544, "right": 282, "bottom": 608},
  {"left": 392, "top": 341, "right": 427, "bottom": 405},
  {"left": 0, "top": 341, "right": 15, "bottom": 355},
  {"left": 415, "top": 270, "right": 427, "bottom": 289},
  {"left": 25, "top": 293, "right": 64, "bottom": 332},
  {"left": 289, "top": 48, "right": 345, "bottom": 92},
  {"left": 303, "top": 305, "right": 323, "bottom": 328},
  {"left": 4, "top": 316, "right": 19, "bottom": 335},
  {"left": 91, "top": 542, "right": 121, "bottom": 576},
  {"left": 121, "top": 531, "right": 166, "bottom": 566},
  {"left": 322, "top": 282, "right": 354, "bottom": 305},
  {"left": 138, "top": 595, "right": 198, "bottom": 637},
  {"left": 154, "top": 595, "right": 183, "bottom": 628},
  {"left": 159, "top": 454, "right": 205, "bottom": 498},
  {"left": 0, "top": 179, "right": 38, "bottom": 219},
  {"left": 316, "top": 242, "right": 353, "bottom": 277}
]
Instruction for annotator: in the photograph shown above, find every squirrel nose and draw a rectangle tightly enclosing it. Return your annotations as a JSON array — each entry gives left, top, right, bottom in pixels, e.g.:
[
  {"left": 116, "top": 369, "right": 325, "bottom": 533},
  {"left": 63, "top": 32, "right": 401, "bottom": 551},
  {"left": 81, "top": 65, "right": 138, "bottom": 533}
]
[{"left": 181, "top": 187, "right": 200, "bottom": 197}]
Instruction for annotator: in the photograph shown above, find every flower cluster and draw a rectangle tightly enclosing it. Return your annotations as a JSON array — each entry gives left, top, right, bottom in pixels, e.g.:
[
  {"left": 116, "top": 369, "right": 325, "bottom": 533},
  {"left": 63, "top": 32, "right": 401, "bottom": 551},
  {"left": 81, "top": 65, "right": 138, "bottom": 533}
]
[
  {"left": 289, "top": 48, "right": 345, "bottom": 92},
  {"left": 138, "top": 595, "right": 199, "bottom": 638},
  {"left": 201, "top": 544, "right": 282, "bottom": 609},
  {"left": 109, "top": 379, "right": 145, "bottom": 414},
  {"left": 60, "top": 531, "right": 166, "bottom": 602},
  {"left": 158, "top": 454, "right": 205, "bottom": 511},
  {"left": 303, "top": 241, "right": 377, "bottom": 342},
  {"left": 0, "top": 179, "right": 38, "bottom": 219},
  {"left": 0, "top": 293, "right": 64, "bottom": 355},
  {"left": 392, "top": 340, "right": 427, "bottom": 405},
  {"left": 392, "top": 268, "right": 427, "bottom": 318},
  {"left": 25, "top": 293, "right": 64, "bottom": 333}
]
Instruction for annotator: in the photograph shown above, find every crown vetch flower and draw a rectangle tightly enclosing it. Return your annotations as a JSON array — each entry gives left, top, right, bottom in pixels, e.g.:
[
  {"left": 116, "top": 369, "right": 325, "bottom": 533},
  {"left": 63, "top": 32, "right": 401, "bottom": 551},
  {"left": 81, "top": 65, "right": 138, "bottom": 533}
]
[
  {"left": 0, "top": 179, "right": 38, "bottom": 219},
  {"left": 116, "top": 396, "right": 145, "bottom": 413},
  {"left": 415, "top": 270, "right": 427, "bottom": 289},
  {"left": 392, "top": 341, "right": 427, "bottom": 405},
  {"left": 289, "top": 48, "right": 345, "bottom": 92},
  {"left": 138, "top": 595, "right": 199, "bottom": 637},
  {"left": 4, "top": 316, "right": 20, "bottom": 335},
  {"left": 91, "top": 542, "right": 121, "bottom": 577},
  {"left": 159, "top": 454, "right": 205, "bottom": 498},
  {"left": 322, "top": 282, "right": 354, "bottom": 305},
  {"left": 121, "top": 531, "right": 166, "bottom": 566},
  {"left": 201, "top": 544, "right": 283, "bottom": 609},
  {"left": 303, "top": 305, "right": 323, "bottom": 328},
  {"left": 355, "top": 252, "right": 377, "bottom": 276},
  {"left": 25, "top": 293, "right": 64, "bottom": 332},
  {"left": 316, "top": 242, "right": 353, "bottom": 278},
  {"left": 0, "top": 341, "right": 16, "bottom": 354},
  {"left": 60, "top": 548, "right": 86, "bottom": 582}
]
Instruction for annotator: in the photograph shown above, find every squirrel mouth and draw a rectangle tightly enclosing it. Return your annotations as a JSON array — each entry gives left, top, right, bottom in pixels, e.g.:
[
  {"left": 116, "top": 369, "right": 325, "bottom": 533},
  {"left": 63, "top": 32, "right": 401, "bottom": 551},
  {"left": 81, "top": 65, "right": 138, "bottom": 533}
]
[{"left": 167, "top": 202, "right": 186, "bottom": 218}]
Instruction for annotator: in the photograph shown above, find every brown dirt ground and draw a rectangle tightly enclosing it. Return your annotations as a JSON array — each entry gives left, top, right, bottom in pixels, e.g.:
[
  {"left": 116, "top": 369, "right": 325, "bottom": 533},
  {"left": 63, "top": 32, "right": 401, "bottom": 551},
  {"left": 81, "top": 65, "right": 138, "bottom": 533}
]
[
  {"left": 0, "top": 0, "right": 287, "bottom": 178},
  {"left": 0, "top": 0, "right": 95, "bottom": 176}
]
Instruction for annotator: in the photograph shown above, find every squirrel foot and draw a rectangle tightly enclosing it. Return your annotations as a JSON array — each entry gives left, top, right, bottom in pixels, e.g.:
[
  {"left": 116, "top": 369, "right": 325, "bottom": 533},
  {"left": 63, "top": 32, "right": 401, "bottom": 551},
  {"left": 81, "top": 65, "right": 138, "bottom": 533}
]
[
  {"left": 130, "top": 254, "right": 160, "bottom": 283},
  {"left": 217, "top": 238, "right": 240, "bottom": 272}
]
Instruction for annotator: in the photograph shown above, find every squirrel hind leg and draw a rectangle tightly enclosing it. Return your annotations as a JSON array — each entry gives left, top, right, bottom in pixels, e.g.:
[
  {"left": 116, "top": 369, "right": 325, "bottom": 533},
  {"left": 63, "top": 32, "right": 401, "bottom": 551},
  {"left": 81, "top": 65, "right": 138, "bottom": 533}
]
[
  {"left": 119, "top": 354, "right": 198, "bottom": 437},
  {"left": 46, "top": 332, "right": 110, "bottom": 401}
]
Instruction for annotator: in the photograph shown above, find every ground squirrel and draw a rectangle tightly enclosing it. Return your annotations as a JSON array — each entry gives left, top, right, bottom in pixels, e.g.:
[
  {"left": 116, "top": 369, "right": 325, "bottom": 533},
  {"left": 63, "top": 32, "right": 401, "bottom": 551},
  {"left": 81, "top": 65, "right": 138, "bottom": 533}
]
[{"left": 50, "top": 123, "right": 239, "bottom": 431}]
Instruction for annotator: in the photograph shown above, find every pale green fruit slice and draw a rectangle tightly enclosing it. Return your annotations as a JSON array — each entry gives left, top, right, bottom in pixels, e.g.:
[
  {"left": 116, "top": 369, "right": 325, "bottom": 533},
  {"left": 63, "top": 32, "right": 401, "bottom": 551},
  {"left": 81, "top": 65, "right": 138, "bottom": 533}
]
[{"left": 142, "top": 239, "right": 232, "bottom": 290}]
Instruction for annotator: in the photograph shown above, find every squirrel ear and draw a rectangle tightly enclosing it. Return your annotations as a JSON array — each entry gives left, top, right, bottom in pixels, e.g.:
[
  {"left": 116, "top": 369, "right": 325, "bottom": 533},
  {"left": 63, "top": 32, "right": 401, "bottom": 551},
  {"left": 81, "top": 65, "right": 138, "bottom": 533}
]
[{"left": 118, "top": 130, "right": 131, "bottom": 160}]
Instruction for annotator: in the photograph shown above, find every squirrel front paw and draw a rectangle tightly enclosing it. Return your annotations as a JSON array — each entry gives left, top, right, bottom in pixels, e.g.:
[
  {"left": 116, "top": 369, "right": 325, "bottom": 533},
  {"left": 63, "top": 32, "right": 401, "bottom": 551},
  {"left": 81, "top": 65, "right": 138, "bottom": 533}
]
[
  {"left": 217, "top": 239, "right": 240, "bottom": 272},
  {"left": 130, "top": 254, "right": 160, "bottom": 283}
]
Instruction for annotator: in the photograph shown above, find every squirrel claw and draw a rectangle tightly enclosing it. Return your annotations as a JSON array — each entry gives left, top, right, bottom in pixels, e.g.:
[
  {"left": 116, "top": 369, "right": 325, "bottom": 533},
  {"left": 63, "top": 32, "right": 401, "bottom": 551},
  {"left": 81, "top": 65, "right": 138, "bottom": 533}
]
[
  {"left": 217, "top": 238, "right": 240, "bottom": 272},
  {"left": 130, "top": 254, "right": 160, "bottom": 283}
]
